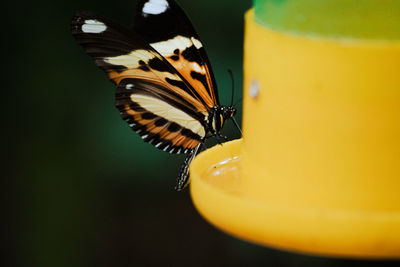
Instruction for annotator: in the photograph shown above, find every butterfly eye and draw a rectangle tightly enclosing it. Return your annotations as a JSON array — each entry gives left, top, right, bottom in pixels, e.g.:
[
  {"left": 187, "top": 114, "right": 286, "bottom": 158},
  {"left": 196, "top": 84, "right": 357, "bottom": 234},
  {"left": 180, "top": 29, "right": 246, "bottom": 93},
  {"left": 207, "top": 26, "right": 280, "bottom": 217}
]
[{"left": 231, "top": 107, "right": 236, "bottom": 117}]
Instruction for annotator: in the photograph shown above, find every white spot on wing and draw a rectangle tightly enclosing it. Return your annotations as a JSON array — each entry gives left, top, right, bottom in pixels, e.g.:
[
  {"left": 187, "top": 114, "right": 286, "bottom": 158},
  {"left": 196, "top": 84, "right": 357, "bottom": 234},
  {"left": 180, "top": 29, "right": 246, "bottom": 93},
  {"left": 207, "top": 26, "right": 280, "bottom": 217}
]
[
  {"left": 151, "top": 36, "right": 191, "bottom": 56},
  {"left": 191, "top": 37, "right": 203, "bottom": 49},
  {"left": 163, "top": 145, "right": 170, "bottom": 151},
  {"left": 82, "top": 19, "right": 107, "bottom": 33},
  {"left": 143, "top": 0, "right": 169, "bottom": 15},
  {"left": 104, "top": 49, "right": 154, "bottom": 68},
  {"left": 126, "top": 84, "right": 134, "bottom": 89},
  {"left": 142, "top": 134, "right": 149, "bottom": 139},
  {"left": 155, "top": 142, "right": 162, "bottom": 148}
]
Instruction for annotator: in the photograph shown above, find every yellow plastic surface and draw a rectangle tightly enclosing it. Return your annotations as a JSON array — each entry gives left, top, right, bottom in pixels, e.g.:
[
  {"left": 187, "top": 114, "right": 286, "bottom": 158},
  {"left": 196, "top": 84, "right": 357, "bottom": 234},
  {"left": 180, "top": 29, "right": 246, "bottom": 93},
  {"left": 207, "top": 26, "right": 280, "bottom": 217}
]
[{"left": 190, "top": 10, "right": 400, "bottom": 258}]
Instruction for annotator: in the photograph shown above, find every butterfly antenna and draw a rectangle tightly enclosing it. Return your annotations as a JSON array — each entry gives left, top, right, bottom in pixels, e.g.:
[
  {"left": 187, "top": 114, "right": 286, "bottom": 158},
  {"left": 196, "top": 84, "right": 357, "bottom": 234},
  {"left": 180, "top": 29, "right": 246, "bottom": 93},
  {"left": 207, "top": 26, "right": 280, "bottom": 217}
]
[
  {"left": 227, "top": 69, "right": 242, "bottom": 136},
  {"left": 227, "top": 69, "right": 234, "bottom": 106},
  {"left": 232, "top": 116, "right": 242, "bottom": 136}
]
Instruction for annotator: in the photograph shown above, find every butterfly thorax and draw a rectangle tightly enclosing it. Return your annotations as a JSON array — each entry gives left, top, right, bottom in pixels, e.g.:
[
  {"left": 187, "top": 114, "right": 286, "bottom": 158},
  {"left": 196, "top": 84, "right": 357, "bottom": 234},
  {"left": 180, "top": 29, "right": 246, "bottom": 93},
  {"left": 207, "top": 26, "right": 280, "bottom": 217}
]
[{"left": 207, "top": 106, "right": 236, "bottom": 137}]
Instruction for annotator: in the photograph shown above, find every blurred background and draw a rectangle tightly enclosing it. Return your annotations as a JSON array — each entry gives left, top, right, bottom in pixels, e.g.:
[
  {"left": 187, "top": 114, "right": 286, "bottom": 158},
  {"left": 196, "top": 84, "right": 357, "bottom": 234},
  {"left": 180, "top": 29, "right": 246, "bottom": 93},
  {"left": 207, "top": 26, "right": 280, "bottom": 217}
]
[{"left": 4, "top": 0, "right": 400, "bottom": 266}]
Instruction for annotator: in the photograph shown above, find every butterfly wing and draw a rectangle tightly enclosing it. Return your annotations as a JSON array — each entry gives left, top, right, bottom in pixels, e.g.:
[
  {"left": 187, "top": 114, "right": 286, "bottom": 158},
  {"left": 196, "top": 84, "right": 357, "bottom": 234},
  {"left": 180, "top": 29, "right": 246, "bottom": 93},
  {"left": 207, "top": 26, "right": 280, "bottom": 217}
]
[
  {"left": 116, "top": 78, "right": 205, "bottom": 154},
  {"left": 71, "top": 12, "right": 208, "bottom": 154},
  {"left": 134, "top": 0, "right": 220, "bottom": 109}
]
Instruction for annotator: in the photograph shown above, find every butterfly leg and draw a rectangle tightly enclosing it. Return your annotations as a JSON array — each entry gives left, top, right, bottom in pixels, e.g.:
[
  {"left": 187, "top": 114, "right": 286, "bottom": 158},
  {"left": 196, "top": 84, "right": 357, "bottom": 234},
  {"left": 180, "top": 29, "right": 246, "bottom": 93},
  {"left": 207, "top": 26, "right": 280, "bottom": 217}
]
[
  {"left": 214, "top": 132, "right": 228, "bottom": 146},
  {"left": 215, "top": 136, "right": 223, "bottom": 146},
  {"left": 175, "top": 142, "right": 203, "bottom": 191},
  {"left": 220, "top": 134, "right": 228, "bottom": 140}
]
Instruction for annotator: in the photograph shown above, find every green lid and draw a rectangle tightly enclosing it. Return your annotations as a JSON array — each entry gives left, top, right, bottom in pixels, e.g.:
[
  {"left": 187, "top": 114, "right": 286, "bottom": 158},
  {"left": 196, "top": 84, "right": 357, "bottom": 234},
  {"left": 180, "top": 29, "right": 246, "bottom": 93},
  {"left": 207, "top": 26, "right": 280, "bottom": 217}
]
[{"left": 254, "top": 0, "right": 400, "bottom": 40}]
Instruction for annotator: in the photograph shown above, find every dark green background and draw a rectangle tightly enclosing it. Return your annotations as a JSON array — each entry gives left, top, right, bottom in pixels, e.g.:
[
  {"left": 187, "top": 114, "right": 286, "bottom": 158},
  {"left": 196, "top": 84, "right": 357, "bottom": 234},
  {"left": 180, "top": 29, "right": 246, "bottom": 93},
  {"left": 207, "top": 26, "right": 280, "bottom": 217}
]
[{"left": 4, "top": 0, "right": 399, "bottom": 266}]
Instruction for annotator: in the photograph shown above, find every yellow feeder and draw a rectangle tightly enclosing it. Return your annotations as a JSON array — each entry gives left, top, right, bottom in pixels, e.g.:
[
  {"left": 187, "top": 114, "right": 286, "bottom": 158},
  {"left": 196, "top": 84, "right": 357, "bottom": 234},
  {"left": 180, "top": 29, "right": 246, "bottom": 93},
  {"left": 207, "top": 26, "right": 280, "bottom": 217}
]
[{"left": 190, "top": 1, "right": 400, "bottom": 259}]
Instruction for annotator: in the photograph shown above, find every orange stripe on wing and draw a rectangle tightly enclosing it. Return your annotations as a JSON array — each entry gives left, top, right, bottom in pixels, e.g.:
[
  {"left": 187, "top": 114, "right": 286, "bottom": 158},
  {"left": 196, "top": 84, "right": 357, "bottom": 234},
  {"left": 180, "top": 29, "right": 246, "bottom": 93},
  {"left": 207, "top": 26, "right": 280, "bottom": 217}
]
[{"left": 165, "top": 55, "right": 216, "bottom": 109}]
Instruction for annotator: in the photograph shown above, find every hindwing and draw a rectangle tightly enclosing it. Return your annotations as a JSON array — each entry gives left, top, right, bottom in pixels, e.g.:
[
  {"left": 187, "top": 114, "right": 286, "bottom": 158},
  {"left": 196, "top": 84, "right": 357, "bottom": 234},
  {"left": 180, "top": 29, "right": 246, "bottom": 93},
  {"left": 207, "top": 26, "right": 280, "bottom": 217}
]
[{"left": 116, "top": 78, "right": 204, "bottom": 154}]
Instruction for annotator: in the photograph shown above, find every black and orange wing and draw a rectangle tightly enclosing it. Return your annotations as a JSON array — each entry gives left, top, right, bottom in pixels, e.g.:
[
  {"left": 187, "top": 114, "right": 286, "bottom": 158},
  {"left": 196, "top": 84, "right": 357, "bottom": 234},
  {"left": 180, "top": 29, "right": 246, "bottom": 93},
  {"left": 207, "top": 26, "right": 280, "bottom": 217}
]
[
  {"left": 71, "top": 12, "right": 208, "bottom": 154},
  {"left": 134, "top": 0, "right": 220, "bottom": 109}
]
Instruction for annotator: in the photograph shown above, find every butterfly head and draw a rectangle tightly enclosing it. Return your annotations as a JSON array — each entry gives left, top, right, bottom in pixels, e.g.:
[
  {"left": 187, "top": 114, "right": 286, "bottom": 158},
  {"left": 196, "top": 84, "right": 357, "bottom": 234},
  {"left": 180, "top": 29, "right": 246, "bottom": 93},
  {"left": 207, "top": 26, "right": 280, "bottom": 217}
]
[
  {"left": 221, "top": 106, "right": 236, "bottom": 120},
  {"left": 210, "top": 106, "right": 237, "bottom": 135}
]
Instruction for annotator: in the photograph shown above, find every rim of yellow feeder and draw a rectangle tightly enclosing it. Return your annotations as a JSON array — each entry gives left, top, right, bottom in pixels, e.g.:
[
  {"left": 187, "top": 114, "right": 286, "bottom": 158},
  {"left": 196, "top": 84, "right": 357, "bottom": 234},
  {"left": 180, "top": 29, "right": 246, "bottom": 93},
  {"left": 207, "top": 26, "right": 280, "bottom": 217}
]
[{"left": 190, "top": 139, "right": 400, "bottom": 259}]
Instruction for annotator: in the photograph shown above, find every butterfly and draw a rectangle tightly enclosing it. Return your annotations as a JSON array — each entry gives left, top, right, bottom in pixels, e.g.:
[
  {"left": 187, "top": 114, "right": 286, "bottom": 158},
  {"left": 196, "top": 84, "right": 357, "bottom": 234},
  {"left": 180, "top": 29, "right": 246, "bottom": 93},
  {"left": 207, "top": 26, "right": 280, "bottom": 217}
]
[{"left": 70, "top": 0, "right": 240, "bottom": 190}]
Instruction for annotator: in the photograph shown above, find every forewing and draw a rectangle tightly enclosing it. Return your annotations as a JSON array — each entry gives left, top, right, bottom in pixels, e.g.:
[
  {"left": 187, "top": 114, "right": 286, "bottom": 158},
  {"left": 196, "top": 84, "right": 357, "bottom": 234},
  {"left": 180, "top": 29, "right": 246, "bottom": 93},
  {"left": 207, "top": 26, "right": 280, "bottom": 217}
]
[
  {"left": 71, "top": 12, "right": 207, "bottom": 154},
  {"left": 71, "top": 12, "right": 208, "bottom": 113},
  {"left": 134, "top": 0, "right": 220, "bottom": 108}
]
